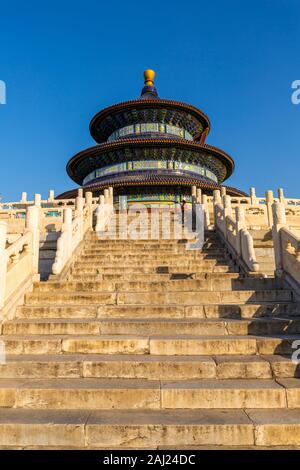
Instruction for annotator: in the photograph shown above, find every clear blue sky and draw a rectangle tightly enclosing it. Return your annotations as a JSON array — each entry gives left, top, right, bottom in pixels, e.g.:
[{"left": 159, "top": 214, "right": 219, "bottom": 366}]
[{"left": 0, "top": 0, "right": 299, "bottom": 201}]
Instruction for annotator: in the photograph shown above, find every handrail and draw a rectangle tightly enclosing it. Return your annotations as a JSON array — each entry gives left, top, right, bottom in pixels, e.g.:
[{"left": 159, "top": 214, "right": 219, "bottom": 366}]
[
  {"left": 0, "top": 204, "right": 40, "bottom": 318},
  {"left": 213, "top": 192, "right": 259, "bottom": 272}
]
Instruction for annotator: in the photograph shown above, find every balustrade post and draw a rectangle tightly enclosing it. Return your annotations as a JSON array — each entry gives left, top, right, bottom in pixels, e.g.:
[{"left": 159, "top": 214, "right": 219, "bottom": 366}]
[
  {"left": 196, "top": 188, "right": 202, "bottom": 204},
  {"left": 85, "top": 191, "right": 93, "bottom": 228},
  {"left": 213, "top": 190, "right": 221, "bottom": 205},
  {"left": 21, "top": 192, "right": 27, "bottom": 204},
  {"left": 250, "top": 187, "right": 258, "bottom": 206},
  {"left": 95, "top": 195, "right": 106, "bottom": 232},
  {"left": 0, "top": 221, "right": 7, "bottom": 309},
  {"left": 235, "top": 206, "right": 246, "bottom": 256},
  {"left": 62, "top": 207, "right": 73, "bottom": 259},
  {"left": 34, "top": 193, "right": 41, "bottom": 208},
  {"left": 278, "top": 188, "right": 285, "bottom": 205},
  {"left": 108, "top": 187, "right": 114, "bottom": 207},
  {"left": 77, "top": 188, "right": 83, "bottom": 198},
  {"left": 191, "top": 186, "right": 197, "bottom": 231},
  {"left": 48, "top": 190, "right": 55, "bottom": 203},
  {"left": 52, "top": 208, "right": 72, "bottom": 275},
  {"left": 213, "top": 190, "right": 221, "bottom": 228},
  {"left": 75, "top": 196, "right": 84, "bottom": 238},
  {"left": 272, "top": 201, "right": 287, "bottom": 276},
  {"left": 265, "top": 190, "right": 274, "bottom": 227},
  {"left": 25, "top": 205, "right": 40, "bottom": 275},
  {"left": 220, "top": 186, "right": 226, "bottom": 198},
  {"left": 223, "top": 195, "right": 232, "bottom": 217},
  {"left": 202, "top": 194, "right": 210, "bottom": 229}
]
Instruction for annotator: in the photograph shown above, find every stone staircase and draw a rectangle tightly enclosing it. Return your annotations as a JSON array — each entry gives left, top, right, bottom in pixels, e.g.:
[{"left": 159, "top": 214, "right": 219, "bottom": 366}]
[{"left": 1, "top": 214, "right": 300, "bottom": 449}]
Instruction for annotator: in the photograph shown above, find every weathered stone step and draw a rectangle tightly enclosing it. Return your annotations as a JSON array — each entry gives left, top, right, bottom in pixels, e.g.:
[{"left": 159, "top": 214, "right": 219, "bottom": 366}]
[
  {"left": 148, "top": 335, "right": 300, "bottom": 356},
  {"left": 25, "top": 291, "right": 117, "bottom": 305},
  {"left": 0, "top": 378, "right": 291, "bottom": 410},
  {"left": 17, "top": 303, "right": 299, "bottom": 320},
  {"left": 69, "top": 272, "right": 241, "bottom": 283},
  {"left": 117, "top": 289, "right": 293, "bottom": 305},
  {"left": 24, "top": 289, "right": 292, "bottom": 306},
  {"left": 71, "top": 265, "right": 237, "bottom": 275},
  {"left": 16, "top": 305, "right": 99, "bottom": 319},
  {"left": 1, "top": 334, "right": 297, "bottom": 355},
  {"left": 4, "top": 317, "right": 300, "bottom": 336},
  {"left": 0, "top": 354, "right": 290, "bottom": 380},
  {"left": 32, "top": 278, "right": 282, "bottom": 293},
  {"left": 79, "top": 253, "right": 229, "bottom": 262},
  {"left": 83, "top": 243, "right": 226, "bottom": 255},
  {"left": 1, "top": 408, "right": 300, "bottom": 447}
]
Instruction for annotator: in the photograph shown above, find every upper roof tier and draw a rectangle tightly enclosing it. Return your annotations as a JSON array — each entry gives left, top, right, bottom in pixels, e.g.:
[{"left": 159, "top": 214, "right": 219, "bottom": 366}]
[{"left": 89, "top": 70, "right": 210, "bottom": 144}]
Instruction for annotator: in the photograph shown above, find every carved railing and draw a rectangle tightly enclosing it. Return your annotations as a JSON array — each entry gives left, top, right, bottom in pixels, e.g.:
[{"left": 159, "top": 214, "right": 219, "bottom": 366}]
[
  {"left": 52, "top": 188, "right": 113, "bottom": 275},
  {"left": 52, "top": 193, "right": 93, "bottom": 275},
  {"left": 0, "top": 205, "right": 40, "bottom": 320},
  {"left": 214, "top": 191, "right": 259, "bottom": 272},
  {"left": 272, "top": 201, "right": 300, "bottom": 293}
]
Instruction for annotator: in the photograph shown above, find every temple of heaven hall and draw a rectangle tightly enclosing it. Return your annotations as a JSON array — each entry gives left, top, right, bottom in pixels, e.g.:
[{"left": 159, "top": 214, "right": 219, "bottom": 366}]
[{"left": 59, "top": 70, "right": 247, "bottom": 205}]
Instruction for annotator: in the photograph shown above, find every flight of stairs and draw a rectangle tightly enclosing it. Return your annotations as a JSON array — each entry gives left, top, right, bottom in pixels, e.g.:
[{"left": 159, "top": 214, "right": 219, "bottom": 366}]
[{"left": 1, "top": 213, "right": 300, "bottom": 449}]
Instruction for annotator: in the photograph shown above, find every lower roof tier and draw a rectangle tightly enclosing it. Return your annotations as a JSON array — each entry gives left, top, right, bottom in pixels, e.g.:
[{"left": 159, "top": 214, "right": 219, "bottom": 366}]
[
  {"left": 66, "top": 139, "right": 234, "bottom": 185},
  {"left": 57, "top": 172, "right": 247, "bottom": 199}
]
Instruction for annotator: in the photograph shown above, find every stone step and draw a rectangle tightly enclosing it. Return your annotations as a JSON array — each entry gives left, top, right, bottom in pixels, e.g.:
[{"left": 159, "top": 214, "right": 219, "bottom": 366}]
[
  {"left": 1, "top": 408, "right": 300, "bottom": 447},
  {"left": 79, "top": 253, "right": 229, "bottom": 261},
  {"left": 0, "top": 354, "right": 282, "bottom": 380},
  {"left": 16, "top": 305, "right": 99, "bottom": 319},
  {"left": 116, "top": 289, "right": 293, "bottom": 305},
  {"left": 32, "top": 278, "right": 282, "bottom": 293},
  {"left": 69, "top": 272, "right": 242, "bottom": 283},
  {"left": 17, "top": 303, "right": 300, "bottom": 320},
  {"left": 24, "top": 289, "right": 293, "bottom": 306},
  {"left": 4, "top": 317, "right": 300, "bottom": 336},
  {"left": 2, "top": 354, "right": 296, "bottom": 380},
  {"left": 86, "top": 243, "right": 222, "bottom": 251},
  {"left": 73, "top": 260, "right": 233, "bottom": 269},
  {"left": 1, "top": 334, "right": 297, "bottom": 355},
  {"left": 83, "top": 244, "right": 223, "bottom": 252},
  {"left": 25, "top": 291, "right": 117, "bottom": 305},
  {"left": 71, "top": 265, "right": 237, "bottom": 275},
  {"left": 0, "top": 378, "right": 291, "bottom": 410}
]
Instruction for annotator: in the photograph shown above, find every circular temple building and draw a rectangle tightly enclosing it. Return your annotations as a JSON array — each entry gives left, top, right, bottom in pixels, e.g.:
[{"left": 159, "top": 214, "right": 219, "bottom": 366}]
[{"left": 59, "top": 70, "right": 246, "bottom": 204}]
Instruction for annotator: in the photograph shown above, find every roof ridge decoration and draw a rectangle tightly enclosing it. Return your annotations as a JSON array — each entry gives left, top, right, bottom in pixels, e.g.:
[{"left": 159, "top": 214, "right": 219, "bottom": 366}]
[{"left": 140, "top": 69, "right": 159, "bottom": 100}]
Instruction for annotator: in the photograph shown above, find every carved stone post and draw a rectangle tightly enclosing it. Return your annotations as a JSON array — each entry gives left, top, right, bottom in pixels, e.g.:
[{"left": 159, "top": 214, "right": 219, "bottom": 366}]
[
  {"left": 77, "top": 188, "right": 83, "bottom": 198},
  {"left": 250, "top": 187, "right": 258, "bottom": 206},
  {"left": 75, "top": 196, "right": 84, "bottom": 237},
  {"left": 235, "top": 206, "right": 246, "bottom": 256},
  {"left": 0, "top": 221, "right": 7, "bottom": 309},
  {"left": 95, "top": 195, "right": 106, "bottom": 232},
  {"left": 202, "top": 194, "right": 210, "bottom": 229},
  {"left": 21, "top": 192, "right": 27, "bottom": 204},
  {"left": 63, "top": 207, "right": 73, "bottom": 258},
  {"left": 272, "top": 201, "right": 287, "bottom": 277},
  {"left": 278, "top": 188, "right": 285, "bottom": 205},
  {"left": 213, "top": 190, "right": 221, "bottom": 205},
  {"left": 223, "top": 195, "right": 232, "bottom": 218},
  {"left": 34, "top": 193, "right": 41, "bottom": 208},
  {"left": 196, "top": 188, "right": 202, "bottom": 204},
  {"left": 220, "top": 186, "right": 226, "bottom": 198},
  {"left": 26, "top": 205, "right": 40, "bottom": 276},
  {"left": 48, "top": 190, "right": 55, "bottom": 202},
  {"left": 108, "top": 187, "right": 114, "bottom": 206},
  {"left": 52, "top": 208, "right": 72, "bottom": 275},
  {"left": 265, "top": 190, "right": 274, "bottom": 227},
  {"left": 191, "top": 186, "right": 197, "bottom": 231},
  {"left": 213, "top": 190, "right": 221, "bottom": 228},
  {"left": 85, "top": 191, "right": 93, "bottom": 228}
]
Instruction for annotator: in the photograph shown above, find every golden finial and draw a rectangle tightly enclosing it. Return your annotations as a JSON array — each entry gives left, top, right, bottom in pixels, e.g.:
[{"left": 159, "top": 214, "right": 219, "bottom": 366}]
[{"left": 144, "top": 69, "right": 155, "bottom": 86}]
